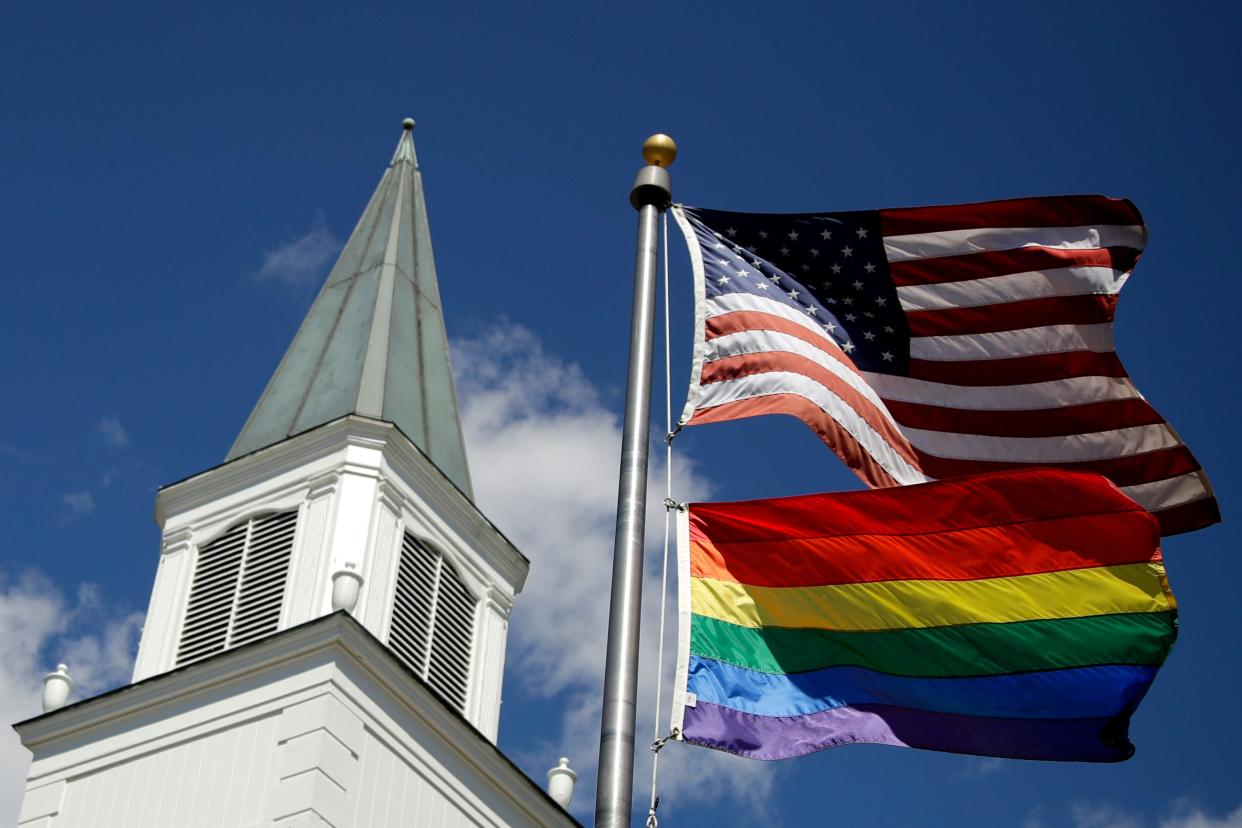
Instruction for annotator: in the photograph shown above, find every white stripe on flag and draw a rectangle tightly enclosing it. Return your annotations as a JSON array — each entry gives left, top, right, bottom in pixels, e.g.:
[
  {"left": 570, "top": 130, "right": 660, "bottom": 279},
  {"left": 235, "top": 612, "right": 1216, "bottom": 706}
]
[
  {"left": 861, "top": 373, "right": 1143, "bottom": 410},
  {"left": 1120, "top": 472, "right": 1212, "bottom": 512},
  {"left": 896, "top": 266, "right": 1128, "bottom": 312},
  {"left": 902, "top": 423, "right": 1182, "bottom": 463},
  {"left": 883, "top": 224, "right": 1146, "bottom": 262},
  {"left": 705, "top": 292, "right": 835, "bottom": 344},
  {"left": 909, "top": 323, "right": 1116, "bottom": 361}
]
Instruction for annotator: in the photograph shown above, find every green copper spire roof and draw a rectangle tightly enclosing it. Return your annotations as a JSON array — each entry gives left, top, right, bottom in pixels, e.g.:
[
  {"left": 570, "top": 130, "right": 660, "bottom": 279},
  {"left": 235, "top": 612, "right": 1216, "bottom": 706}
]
[{"left": 227, "top": 120, "right": 473, "bottom": 497}]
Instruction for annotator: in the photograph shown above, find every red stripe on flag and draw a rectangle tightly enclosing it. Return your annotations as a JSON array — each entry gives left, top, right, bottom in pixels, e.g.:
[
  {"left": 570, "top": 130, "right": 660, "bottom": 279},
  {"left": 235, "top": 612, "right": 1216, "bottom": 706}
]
[
  {"left": 912, "top": 445, "right": 1202, "bottom": 488},
  {"left": 884, "top": 398, "right": 1166, "bottom": 438},
  {"left": 688, "top": 470, "right": 1158, "bottom": 587},
  {"left": 1151, "top": 497, "right": 1223, "bottom": 537},
  {"left": 906, "top": 294, "right": 1119, "bottom": 337},
  {"left": 700, "top": 351, "right": 921, "bottom": 468},
  {"left": 889, "top": 246, "right": 1141, "bottom": 287},
  {"left": 690, "top": 394, "right": 903, "bottom": 488},
  {"left": 907, "top": 351, "right": 1128, "bottom": 385},
  {"left": 879, "top": 195, "right": 1144, "bottom": 236},
  {"left": 707, "top": 311, "right": 856, "bottom": 369}
]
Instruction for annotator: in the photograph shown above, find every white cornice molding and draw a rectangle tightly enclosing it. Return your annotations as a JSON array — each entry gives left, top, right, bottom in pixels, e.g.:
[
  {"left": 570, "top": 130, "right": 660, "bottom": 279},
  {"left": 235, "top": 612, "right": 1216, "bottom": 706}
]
[
  {"left": 160, "top": 527, "right": 193, "bottom": 555},
  {"left": 14, "top": 614, "right": 576, "bottom": 827},
  {"left": 153, "top": 416, "right": 528, "bottom": 592},
  {"left": 306, "top": 470, "right": 340, "bottom": 499}
]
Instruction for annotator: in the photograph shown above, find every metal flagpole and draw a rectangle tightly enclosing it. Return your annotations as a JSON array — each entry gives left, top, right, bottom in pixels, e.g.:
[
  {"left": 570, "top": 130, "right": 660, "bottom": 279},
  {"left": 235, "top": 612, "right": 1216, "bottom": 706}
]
[{"left": 595, "top": 134, "right": 676, "bottom": 828}]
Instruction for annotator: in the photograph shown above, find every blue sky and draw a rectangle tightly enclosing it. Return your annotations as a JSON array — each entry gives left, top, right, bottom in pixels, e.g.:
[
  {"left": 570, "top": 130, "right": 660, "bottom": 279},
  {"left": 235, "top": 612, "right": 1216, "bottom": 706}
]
[{"left": 2, "top": 2, "right": 1240, "bottom": 826}]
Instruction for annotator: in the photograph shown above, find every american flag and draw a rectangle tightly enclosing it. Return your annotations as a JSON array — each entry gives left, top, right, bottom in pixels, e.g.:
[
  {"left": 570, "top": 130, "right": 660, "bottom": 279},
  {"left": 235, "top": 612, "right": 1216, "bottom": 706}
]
[{"left": 672, "top": 196, "right": 1218, "bottom": 537}]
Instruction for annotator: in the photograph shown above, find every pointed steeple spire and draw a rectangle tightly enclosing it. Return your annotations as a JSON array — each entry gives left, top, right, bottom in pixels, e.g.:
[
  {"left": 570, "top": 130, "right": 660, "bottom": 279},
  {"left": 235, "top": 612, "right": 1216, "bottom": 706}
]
[{"left": 227, "top": 119, "right": 473, "bottom": 497}]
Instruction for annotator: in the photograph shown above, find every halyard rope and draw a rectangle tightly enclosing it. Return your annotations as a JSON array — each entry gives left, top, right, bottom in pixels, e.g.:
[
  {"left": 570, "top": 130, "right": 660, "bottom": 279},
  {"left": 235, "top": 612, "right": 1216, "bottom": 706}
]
[{"left": 647, "top": 209, "right": 676, "bottom": 827}]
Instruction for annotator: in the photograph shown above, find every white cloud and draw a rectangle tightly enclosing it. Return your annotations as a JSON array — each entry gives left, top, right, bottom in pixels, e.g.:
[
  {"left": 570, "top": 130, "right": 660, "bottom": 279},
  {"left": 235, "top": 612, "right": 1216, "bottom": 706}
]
[
  {"left": 1023, "top": 805, "right": 1047, "bottom": 828},
  {"left": 1074, "top": 802, "right": 1145, "bottom": 828},
  {"left": 1053, "top": 800, "right": 1242, "bottom": 828},
  {"left": 962, "top": 756, "right": 1005, "bottom": 777},
  {"left": 456, "top": 322, "right": 780, "bottom": 822},
  {"left": 0, "top": 571, "right": 143, "bottom": 824},
  {"left": 255, "top": 211, "right": 339, "bottom": 289},
  {"left": 97, "top": 416, "right": 130, "bottom": 448},
  {"left": 1159, "top": 802, "right": 1242, "bottom": 828},
  {"left": 60, "top": 491, "right": 96, "bottom": 516},
  {"left": 0, "top": 443, "right": 34, "bottom": 462}
]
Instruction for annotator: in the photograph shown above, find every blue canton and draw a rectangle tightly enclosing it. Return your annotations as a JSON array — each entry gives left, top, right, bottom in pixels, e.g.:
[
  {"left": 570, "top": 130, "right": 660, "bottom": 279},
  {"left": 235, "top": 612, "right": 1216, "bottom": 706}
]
[{"left": 684, "top": 206, "right": 909, "bottom": 374}]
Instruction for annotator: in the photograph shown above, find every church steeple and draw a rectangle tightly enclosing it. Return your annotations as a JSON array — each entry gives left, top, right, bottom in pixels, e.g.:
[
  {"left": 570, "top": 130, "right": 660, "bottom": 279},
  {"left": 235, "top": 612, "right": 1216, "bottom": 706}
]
[
  {"left": 123, "top": 122, "right": 528, "bottom": 742},
  {"left": 227, "top": 119, "right": 473, "bottom": 498}
]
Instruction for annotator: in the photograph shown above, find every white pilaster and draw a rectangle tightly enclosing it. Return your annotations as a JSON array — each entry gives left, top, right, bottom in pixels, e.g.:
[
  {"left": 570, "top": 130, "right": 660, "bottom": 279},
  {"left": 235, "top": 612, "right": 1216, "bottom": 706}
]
[
  {"left": 285, "top": 473, "right": 339, "bottom": 628},
  {"left": 471, "top": 591, "right": 513, "bottom": 741},
  {"left": 359, "top": 481, "right": 402, "bottom": 634},
  {"left": 132, "top": 527, "right": 193, "bottom": 682},
  {"left": 320, "top": 444, "right": 382, "bottom": 616}
]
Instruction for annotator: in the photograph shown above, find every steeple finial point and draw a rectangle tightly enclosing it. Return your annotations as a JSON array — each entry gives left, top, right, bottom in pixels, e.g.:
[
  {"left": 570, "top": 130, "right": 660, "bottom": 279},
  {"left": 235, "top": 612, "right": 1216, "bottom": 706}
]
[{"left": 402, "top": 117, "right": 415, "bottom": 130}]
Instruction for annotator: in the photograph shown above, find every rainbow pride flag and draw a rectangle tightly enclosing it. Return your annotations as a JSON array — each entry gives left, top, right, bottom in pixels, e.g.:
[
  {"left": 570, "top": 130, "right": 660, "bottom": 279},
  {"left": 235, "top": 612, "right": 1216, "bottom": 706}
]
[{"left": 671, "top": 469, "right": 1176, "bottom": 762}]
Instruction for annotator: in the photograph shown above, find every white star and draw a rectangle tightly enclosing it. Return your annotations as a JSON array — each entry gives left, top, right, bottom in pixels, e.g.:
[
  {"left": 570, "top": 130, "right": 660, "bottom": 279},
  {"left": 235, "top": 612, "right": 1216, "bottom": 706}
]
[
  {"left": 788, "top": 229, "right": 800, "bottom": 240},
  {"left": 751, "top": 258, "right": 764, "bottom": 268},
  {"left": 787, "top": 288, "right": 800, "bottom": 300},
  {"left": 864, "top": 262, "right": 877, "bottom": 274},
  {"left": 768, "top": 274, "right": 782, "bottom": 284},
  {"left": 717, "top": 258, "right": 730, "bottom": 265},
  {"left": 864, "top": 311, "right": 874, "bottom": 318},
  {"left": 875, "top": 296, "right": 888, "bottom": 306},
  {"left": 831, "top": 263, "right": 843, "bottom": 274},
  {"left": 804, "top": 305, "right": 818, "bottom": 316},
  {"left": 780, "top": 246, "right": 791, "bottom": 256},
  {"left": 726, "top": 227, "right": 738, "bottom": 237},
  {"left": 842, "top": 296, "right": 853, "bottom": 305},
  {"left": 715, "top": 275, "right": 731, "bottom": 285},
  {"left": 881, "top": 351, "right": 894, "bottom": 362},
  {"left": 755, "top": 281, "right": 769, "bottom": 290},
  {"left": 810, "top": 248, "right": 820, "bottom": 257},
  {"left": 864, "top": 331, "right": 876, "bottom": 341},
  {"left": 884, "top": 325, "right": 894, "bottom": 333},
  {"left": 736, "top": 268, "right": 750, "bottom": 278},
  {"left": 800, "top": 264, "right": 810, "bottom": 271},
  {"left": 842, "top": 341, "right": 856, "bottom": 353},
  {"left": 841, "top": 246, "right": 854, "bottom": 257},
  {"left": 820, "top": 228, "right": 832, "bottom": 240},
  {"left": 758, "top": 230, "right": 769, "bottom": 239},
  {"left": 845, "top": 313, "right": 857, "bottom": 321},
  {"left": 826, "top": 297, "right": 838, "bottom": 304},
  {"left": 856, "top": 227, "right": 869, "bottom": 239},
  {"left": 823, "top": 321, "right": 838, "bottom": 333},
  {"left": 851, "top": 280, "right": 863, "bottom": 291}
]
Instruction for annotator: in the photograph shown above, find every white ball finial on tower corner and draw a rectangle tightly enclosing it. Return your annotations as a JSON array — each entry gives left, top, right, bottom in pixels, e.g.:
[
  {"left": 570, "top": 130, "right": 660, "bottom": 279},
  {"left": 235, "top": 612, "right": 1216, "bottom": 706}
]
[
  {"left": 546, "top": 756, "right": 577, "bottom": 808},
  {"left": 42, "top": 664, "right": 73, "bottom": 713},
  {"left": 402, "top": 117, "right": 415, "bottom": 130}
]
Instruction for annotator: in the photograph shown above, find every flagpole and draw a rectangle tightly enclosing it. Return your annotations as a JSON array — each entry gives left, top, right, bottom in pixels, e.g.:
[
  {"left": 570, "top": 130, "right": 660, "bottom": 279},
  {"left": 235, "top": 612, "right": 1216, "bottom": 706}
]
[{"left": 595, "top": 134, "right": 676, "bottom": 828}]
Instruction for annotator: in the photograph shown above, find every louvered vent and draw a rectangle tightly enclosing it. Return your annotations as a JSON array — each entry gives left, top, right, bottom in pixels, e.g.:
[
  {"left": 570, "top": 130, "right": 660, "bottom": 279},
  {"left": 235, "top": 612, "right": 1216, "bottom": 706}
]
[
  {"left": 389, "top": 532, "right": 478, "bottom": 712},
  {"left": 177, "top": 510, "right": 297, "bottom": 666}
]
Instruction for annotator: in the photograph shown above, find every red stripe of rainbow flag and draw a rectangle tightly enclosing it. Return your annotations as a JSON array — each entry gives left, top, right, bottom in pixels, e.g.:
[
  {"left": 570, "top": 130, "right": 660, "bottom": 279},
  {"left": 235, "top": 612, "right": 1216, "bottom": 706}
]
[{"left": 671, "top": 468, "right": 1176, "bottom": 762}]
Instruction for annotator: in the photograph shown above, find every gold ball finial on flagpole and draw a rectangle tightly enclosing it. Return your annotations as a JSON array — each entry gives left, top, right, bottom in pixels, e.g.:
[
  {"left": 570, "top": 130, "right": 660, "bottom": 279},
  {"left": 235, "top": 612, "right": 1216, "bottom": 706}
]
[{"left": 642, "top": 134, "right": 677, "bottom": 168}]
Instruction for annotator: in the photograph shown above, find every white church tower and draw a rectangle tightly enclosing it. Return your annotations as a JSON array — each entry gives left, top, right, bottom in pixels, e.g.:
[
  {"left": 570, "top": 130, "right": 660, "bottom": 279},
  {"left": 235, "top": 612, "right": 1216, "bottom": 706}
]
[{"left": 13, "top": 121, "right": 579, "bottom": 828}]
